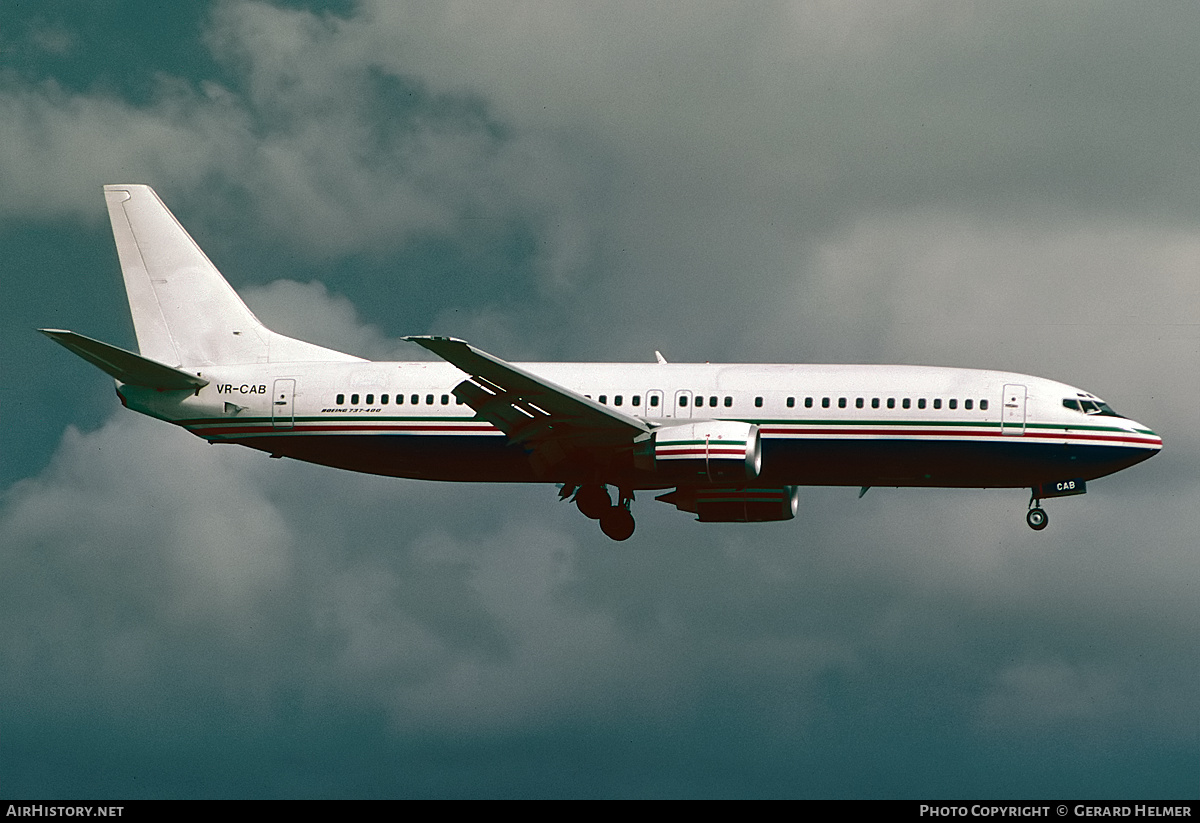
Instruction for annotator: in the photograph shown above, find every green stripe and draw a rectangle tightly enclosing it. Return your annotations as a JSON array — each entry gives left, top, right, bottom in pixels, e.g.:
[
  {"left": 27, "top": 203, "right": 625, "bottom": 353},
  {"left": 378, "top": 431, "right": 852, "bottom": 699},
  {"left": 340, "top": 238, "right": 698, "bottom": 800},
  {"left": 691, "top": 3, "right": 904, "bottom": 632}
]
[
  {"left": 180, "top": 414, "right": 1151, "bottom": 439},
  {"left": 660, "top": 439, "right": 748, "bottom": 447},
  {"left": 181, "top": 414, "right": 483, "bottom": 425},
  {"left": 752, "top": 418, "right": 1138, "bottom": 434}
]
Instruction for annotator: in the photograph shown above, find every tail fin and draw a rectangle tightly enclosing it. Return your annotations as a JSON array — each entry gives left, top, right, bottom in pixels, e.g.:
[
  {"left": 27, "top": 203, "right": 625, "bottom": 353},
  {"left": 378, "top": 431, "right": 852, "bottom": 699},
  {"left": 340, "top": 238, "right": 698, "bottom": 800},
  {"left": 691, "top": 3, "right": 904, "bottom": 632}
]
[{"left": 104, "top": 185, "right": 362, "bottom": 366}]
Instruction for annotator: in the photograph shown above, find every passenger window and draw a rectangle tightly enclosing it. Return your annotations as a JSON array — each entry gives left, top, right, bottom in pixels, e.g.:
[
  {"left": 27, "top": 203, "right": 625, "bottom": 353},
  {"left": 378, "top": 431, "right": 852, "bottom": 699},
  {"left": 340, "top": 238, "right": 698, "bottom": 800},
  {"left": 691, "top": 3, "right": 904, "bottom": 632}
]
[
  {"left": 679, "top": 396, "right": 687, "bottom": 407},
  {"left": 336, "top": 394, "right": 345, "bottom": 405},
  {"left": 786, "top": 397, "right": 795, "bottom": 408},
  {"left": 838, "top": 397, "right": 847, "bottom": 409},
  {"left": 805, "top": 397, "right": 813, "bottom": 408},
  {"left": 411, "top": 394, "right": 419, "bottom": 405},
  {"left": 949, "top": 399, "right": 957, "bottom": 410},
  {"left": 902, "top": 398, "right": 911, "bottom": 409},
  {"left": 822, "top": 397, "right": 830, "bottom": 408},
  {"left": 381, "top": 394, "right": 389, "bottom": 405},
  {"left": 856, "top": 398, "right": 864, "bottom": 409},
  {"left": 755, "top": 397, "right": 763, "bottom": 408},
  {"left": 426, "top": 394, "right": 434, "bottom": 405},
  {"left": 441, "top": 394, "right": 449, "bottom": 405},
  {"left": 599, "top": 395, "right": 608, "bottom": 404},
  {"left": 397, "top": 394, "right": 404, "bottom": 405},
  {"left": 351, "top": 394, "right": 360, "bottom": 405},
  {"left": 871, "top": 398, "right": 880, "bottom": 409},
  {"left": 366, "top": 394, "right": 374, "bottom": 405},
  {"left": 650, "top": 395, "right": 659, "bottom": 407},
  {"left": 965, "top": 399, "right": 973, "bottom": 410},
  {"left": 917, "top": 398, "right": 926, "bottom": 409},
  {"left": 724, "top": 396, "right": 733, "bottom": 407},
  {"left": 980, "top": 399, "right": 989, "bottom": 411},
  {"left": 709, "top": 396, "right": 718, "bottom": 407},
  {"left": 633, "top": 395, "right": 641, "bottom": 406},
  {"left": 614, "top": 395, "right": 623, "bottom": 406},
  {"left": 887, "top": 398, "right": 895, "bottom": 409},
  {"left": 933, "top": 398, "right": 941, "bottom": 409}
]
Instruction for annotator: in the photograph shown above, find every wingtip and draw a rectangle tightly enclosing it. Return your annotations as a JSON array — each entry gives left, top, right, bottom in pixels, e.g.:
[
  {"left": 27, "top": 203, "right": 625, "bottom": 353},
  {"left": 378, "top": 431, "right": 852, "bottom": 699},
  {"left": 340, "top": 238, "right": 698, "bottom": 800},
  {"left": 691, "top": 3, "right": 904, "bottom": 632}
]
[{"left": 404, "top": 335, "right": 469, "bottom": 345}]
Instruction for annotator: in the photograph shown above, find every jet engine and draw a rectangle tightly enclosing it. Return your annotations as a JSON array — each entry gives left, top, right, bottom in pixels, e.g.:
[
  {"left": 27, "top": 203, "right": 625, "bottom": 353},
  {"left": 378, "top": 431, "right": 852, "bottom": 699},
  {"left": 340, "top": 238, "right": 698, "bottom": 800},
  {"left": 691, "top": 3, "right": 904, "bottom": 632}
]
[
  {"left": 656, "top": 486, "right": 800, "bottom": 522},
  {"left": 633, "top": 421, "right": 761, "bottom": 482}
]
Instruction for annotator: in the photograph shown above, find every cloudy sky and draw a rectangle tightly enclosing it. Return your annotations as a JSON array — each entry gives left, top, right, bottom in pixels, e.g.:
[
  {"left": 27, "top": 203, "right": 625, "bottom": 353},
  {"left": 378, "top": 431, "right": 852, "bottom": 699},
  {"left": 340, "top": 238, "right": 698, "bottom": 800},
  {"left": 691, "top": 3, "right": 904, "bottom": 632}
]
[{"left": 2, "top": 1, "right": 1197, "bottom": 799}]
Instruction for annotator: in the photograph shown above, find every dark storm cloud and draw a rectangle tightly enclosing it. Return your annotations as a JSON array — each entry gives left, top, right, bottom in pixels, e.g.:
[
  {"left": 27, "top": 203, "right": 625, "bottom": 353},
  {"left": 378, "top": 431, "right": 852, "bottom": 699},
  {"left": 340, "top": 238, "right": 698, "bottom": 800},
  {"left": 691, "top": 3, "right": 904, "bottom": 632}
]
[{"left": 2, "top": 0, "right": 1196, "bottom": 798}]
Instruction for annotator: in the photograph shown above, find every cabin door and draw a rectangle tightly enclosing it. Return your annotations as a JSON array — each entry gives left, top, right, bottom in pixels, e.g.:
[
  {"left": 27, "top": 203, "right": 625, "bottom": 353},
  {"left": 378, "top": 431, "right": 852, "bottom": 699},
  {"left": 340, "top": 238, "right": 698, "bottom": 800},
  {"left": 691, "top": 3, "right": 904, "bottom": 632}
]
[
  {"left": 670, "top": 390, "right": 694, "bottom": 419},
  {"left": 645, "top": 390, "right": 664, "bottom": 418},
  {"left": 272, "top": 378, "right": 296, "bottom": 429},
  {"left": 1001, "top": 383, "right": 1027, "bottom": 435}
]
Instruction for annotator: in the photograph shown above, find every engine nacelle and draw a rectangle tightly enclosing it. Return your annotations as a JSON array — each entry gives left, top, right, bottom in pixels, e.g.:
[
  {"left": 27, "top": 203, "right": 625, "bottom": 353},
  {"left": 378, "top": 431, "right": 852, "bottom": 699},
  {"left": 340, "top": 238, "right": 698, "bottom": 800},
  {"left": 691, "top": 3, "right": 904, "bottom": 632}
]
[
  {"left": 634, "top": 421, "right": 761, "bottom": 482},
  {"left": 656, "top": 486, "right": 800, "bottom": 522}
]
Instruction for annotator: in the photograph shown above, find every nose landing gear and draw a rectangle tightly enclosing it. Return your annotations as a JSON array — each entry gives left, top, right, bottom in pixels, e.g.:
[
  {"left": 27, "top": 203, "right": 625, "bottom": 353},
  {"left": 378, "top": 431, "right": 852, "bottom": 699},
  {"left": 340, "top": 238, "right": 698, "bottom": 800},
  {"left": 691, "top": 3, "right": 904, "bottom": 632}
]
[
  {"left": 1026, "top": 505, "right": 1049, "bottom": 530},
  {"left": 1026, "top": 490, "right": 1049, "bottom": 531}
]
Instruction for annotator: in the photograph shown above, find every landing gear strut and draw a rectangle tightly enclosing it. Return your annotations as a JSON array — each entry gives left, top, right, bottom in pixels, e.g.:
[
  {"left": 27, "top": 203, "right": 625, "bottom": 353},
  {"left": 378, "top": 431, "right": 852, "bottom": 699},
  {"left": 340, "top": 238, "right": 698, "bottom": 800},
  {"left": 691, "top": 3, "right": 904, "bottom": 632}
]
[{"left": 1026, "top": 493, "right": 1049, "bottom": 531}]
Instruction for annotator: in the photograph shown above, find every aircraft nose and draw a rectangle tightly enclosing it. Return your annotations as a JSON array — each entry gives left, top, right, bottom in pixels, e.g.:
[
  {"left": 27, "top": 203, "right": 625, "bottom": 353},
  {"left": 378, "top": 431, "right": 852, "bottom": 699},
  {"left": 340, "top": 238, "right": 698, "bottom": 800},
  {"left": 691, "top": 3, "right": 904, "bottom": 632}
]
[{"left": 1125, "top": 420, "right": 1163, "bottom": 454}]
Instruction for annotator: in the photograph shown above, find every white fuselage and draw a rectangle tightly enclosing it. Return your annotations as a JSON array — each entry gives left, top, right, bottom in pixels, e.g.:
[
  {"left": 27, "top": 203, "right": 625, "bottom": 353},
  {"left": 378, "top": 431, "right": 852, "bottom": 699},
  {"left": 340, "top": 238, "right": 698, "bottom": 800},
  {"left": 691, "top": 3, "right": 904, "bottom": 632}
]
[{"left": 119, "top": 359, "right": 1162, "bottom": 490}]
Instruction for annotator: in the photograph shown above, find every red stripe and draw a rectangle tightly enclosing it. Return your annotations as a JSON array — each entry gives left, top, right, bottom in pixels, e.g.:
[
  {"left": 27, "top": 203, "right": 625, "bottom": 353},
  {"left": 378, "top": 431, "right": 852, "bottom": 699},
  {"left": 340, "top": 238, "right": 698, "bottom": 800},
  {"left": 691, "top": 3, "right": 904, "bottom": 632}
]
[
  {"left": 658, "top": 448, "right": 747, "bottom": 458},
  {"left": 758, "top": 426, "right": 1160, "bottom": 447},
  {"left": 188, "top": 423, "right": 494, "bottom": 436},
  {"left": 184, "top": 421, "right": 1160, "bottom": 449}
]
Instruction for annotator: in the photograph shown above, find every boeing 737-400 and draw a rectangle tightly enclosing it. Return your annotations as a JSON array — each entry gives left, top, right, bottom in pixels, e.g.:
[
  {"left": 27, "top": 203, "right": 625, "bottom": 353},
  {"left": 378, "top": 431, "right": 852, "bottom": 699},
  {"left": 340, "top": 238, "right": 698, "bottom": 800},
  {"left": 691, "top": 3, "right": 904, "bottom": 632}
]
[{"left": 42, "top": 185, "right": 1162, "bottom": 540}]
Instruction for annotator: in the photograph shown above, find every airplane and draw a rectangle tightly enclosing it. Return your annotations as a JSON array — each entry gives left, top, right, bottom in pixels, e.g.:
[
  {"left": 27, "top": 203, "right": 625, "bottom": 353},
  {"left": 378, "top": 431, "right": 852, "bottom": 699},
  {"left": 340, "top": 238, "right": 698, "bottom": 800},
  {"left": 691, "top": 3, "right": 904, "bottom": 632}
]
[{"left": 41, "top": 185, "right": 1163, "bottom": 541}]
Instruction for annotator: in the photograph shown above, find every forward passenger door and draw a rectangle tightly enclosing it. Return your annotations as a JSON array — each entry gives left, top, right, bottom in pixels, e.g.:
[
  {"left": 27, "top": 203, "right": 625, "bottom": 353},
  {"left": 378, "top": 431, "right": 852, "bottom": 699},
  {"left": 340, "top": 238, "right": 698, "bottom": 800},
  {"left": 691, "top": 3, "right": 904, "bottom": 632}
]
[{"left": 1001, "top": 383, "right": 1027, "bottom": 435}]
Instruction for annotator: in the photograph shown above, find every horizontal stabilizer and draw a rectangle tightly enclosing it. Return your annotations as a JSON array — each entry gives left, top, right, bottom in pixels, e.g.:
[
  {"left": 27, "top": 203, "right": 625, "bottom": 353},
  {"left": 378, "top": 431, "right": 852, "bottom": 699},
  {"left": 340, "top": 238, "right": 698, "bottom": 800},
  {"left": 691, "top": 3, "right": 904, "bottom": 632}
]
[{"left": 39, "top": 329, "right": 208, "bottom": 390}]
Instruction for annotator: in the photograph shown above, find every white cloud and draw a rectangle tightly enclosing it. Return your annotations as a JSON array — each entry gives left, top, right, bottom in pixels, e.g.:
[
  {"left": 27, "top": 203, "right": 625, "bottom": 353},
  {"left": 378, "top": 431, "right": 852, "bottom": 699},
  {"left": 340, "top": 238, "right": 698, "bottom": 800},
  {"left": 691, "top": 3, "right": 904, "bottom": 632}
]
[
  {"left": 242, "top": 278, "right": 419, "bottom": 360},
  {"left": 5, "top": 1, "right": 1200, "bottom": 793}
]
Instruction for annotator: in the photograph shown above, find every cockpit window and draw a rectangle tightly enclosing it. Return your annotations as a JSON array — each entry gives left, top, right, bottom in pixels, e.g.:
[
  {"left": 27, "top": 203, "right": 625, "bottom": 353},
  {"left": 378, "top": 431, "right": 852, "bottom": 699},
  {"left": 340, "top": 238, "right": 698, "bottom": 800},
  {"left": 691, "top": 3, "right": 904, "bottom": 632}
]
[{"left": 1064, "top": 397, "right": 1123, "bottom": 418}]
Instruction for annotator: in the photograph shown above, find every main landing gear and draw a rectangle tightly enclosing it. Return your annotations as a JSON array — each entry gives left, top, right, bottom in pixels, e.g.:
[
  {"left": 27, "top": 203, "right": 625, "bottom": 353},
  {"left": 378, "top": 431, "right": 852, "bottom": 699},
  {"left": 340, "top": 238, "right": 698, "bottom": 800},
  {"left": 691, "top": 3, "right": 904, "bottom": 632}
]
[
  {"left": 1026, "top": 492, "right": 1049, "bottom": 531},
  {"left": 562, "top": 484, "right": 636, "bottom": 541}
]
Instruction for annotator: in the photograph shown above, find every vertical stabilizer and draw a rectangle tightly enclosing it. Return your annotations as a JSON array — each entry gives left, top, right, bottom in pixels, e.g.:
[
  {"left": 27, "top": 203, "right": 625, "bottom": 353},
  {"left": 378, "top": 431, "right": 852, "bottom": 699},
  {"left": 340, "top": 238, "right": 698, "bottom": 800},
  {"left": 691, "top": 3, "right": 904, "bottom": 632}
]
[{"left": 104, "top": 185, "right": 362, "bottom": 366}]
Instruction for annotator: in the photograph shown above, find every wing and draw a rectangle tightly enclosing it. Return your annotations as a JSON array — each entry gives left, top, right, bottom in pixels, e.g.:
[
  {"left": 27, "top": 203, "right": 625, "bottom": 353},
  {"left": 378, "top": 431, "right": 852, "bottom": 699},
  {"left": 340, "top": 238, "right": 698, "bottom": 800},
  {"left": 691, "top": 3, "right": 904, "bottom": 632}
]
[{"left": 405, "top": 336, "right": 651, "bottom": 474}]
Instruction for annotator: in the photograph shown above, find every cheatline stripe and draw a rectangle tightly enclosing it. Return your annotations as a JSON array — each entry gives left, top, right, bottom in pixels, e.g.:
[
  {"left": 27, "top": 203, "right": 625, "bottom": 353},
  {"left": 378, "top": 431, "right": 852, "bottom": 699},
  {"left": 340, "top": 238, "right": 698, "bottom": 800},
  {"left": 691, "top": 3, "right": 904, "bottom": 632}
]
[
  {"left": 185, "top": 423, "right": 501, "bottom": 437},
  {"left": 178, "top": 416, "right": 494, "bottom": 427},
  {"left": 755, "top": 417, "right": 1156, "bottom": 434},
  {"left": 757, "top": 425, "right": 1160, "bottom": 447},
  {"left": 176, "top": 416, "right": 1161, "bottom": 448}
]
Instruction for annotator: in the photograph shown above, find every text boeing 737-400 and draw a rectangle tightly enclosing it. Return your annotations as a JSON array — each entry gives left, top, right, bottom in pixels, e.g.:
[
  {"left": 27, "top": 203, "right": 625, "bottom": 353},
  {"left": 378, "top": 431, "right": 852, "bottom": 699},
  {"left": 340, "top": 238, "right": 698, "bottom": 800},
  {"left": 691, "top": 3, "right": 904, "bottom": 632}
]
[{"left": 42, "top": 185, "right": 1162, "bottom": 540}]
